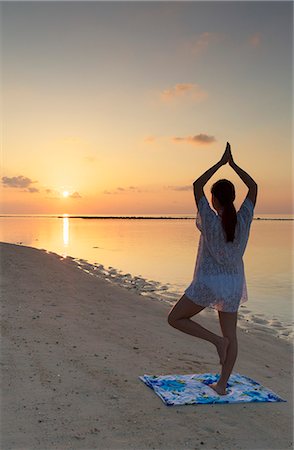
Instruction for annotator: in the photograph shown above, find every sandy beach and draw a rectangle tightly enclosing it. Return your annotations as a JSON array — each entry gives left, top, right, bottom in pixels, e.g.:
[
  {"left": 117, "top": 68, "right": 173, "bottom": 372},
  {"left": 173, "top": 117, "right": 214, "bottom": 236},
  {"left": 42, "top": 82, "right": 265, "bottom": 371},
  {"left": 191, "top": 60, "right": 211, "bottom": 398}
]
[{"left": 0, "top": 242, "right": 292, "bottom": 450}]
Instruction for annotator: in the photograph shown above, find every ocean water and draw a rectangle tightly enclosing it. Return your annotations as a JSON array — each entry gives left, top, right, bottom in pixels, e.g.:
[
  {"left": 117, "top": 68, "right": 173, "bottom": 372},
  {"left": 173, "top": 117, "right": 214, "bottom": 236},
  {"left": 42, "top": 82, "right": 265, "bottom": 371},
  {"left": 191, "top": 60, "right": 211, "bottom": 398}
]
[{"left": 0, "top": 214, "right": 293, "bottom": 339}]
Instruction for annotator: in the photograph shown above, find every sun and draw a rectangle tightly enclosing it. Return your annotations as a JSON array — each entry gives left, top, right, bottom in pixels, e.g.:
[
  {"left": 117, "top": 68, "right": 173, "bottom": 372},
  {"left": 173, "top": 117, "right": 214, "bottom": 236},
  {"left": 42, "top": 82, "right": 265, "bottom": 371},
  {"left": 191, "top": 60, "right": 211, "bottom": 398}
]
[{"left": 63, "top": 191, "right": 69, "bottom": 198}]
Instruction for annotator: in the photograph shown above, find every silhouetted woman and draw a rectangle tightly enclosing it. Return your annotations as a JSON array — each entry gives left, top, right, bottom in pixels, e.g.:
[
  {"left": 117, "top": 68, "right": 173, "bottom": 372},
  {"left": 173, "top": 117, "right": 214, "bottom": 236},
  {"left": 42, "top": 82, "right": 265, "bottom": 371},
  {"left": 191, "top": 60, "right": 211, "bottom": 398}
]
[{"left": 168, "top": 142, "right": 258, "bottom": 395}]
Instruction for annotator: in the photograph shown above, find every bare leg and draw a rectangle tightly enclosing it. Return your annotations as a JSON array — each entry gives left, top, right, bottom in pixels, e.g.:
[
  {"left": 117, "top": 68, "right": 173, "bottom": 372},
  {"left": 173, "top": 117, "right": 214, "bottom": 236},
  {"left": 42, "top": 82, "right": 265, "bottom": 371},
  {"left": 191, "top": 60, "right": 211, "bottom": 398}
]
[
  {"left": 209, "top": 310, "right": 238, "bottom": 395},
  {"left": 168, "top": 295, "right": 229, "bottom": 365}
]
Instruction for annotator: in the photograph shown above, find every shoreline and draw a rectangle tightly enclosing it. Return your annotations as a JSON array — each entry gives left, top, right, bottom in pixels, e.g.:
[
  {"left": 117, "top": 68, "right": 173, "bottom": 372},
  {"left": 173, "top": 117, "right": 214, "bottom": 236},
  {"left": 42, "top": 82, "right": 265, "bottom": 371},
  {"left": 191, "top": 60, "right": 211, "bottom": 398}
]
[
  {"left": 2, "top": 240, "right": 293, "bottom": 342},
  {"left": 10, "top": 242, "right": 292, "bottom": 343},
  {"left": 71, "top": 253, "right": 293, "bottom": 343},
  {"left": 1, "top": 242, "right": 293, "bottom": 449}
]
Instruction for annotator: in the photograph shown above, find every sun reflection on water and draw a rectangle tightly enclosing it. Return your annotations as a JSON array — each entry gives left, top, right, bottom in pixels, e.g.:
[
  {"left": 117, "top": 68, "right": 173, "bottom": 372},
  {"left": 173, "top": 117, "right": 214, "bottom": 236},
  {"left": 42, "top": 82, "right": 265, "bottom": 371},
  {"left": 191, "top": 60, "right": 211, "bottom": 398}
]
[{"left": 62, "top": 214, "right": 69, "bottom": 249}]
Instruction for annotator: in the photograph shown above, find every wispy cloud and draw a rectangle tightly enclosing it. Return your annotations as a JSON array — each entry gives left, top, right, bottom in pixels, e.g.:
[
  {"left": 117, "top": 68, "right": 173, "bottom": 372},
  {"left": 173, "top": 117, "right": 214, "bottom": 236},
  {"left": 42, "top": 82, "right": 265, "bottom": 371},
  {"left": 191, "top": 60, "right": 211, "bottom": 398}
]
[
  {"left": 248, "top": 32, "right": 262, "bottom": 48},
  {"left": 144, "top": 136, "right": 157, "bottom": 143},
  {"left": 167, "top": 185, "right": 191, "bottom": 191},
  {"left": 84, "top": 155, "right": 96, "bottom": 163},
  {"left": 172, "top": 134, "right": 216, "bottom": 145},
  {"left": 44, "top": 187, "right": 61, "bottom": 199},
  {"left": 70, "top": 191, "right": 82, "bottom": 199},
  {"left": 2, "top": 175, "right": 39, "bottom": 193},
  {"left": 103, "top": 186, "right": 143, "bottom": 195},
  {"left": 183, "top": 32, "right": 221, "bottom": 57},
  {"left": 160, "top": 83, "right": 207, "bottom": 102}
]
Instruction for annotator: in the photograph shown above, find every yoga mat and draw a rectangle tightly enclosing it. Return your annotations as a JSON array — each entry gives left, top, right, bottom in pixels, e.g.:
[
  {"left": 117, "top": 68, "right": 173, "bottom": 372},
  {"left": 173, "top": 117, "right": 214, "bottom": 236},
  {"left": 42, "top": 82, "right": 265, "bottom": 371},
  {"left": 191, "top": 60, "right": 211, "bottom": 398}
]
[{"left": 139, "top": 372, "right": 286, "bottom": 406}]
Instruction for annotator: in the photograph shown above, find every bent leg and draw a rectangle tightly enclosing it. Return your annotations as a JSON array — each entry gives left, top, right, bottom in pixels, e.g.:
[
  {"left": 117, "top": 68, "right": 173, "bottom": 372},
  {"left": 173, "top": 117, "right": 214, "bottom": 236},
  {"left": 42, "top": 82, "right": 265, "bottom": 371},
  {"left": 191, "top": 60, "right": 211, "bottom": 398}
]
[
  {"left": 168, "top": 295, "right": 228, "bottom": 363},
  {"left": 209, "top": 310, "right": 238, "bottom": 395}
]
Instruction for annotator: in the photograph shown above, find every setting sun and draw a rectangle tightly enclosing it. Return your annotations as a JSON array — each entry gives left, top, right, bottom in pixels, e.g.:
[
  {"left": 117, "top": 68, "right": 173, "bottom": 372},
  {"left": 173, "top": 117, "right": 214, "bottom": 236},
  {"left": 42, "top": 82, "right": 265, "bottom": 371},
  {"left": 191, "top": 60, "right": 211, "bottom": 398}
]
[{"left": 63, "top": 191, "right": 69, "bottom": 198}]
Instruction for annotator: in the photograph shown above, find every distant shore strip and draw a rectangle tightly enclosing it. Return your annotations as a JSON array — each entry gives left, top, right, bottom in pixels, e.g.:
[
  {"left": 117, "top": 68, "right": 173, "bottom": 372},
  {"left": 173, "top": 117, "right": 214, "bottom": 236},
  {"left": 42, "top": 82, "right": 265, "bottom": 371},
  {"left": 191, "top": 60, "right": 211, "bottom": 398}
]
[
  {"left": 59, "top": 217, "right": 293, "bottom": 221},
  {"left": 0, "top": 215, "right": 293, "bottom": 221}
]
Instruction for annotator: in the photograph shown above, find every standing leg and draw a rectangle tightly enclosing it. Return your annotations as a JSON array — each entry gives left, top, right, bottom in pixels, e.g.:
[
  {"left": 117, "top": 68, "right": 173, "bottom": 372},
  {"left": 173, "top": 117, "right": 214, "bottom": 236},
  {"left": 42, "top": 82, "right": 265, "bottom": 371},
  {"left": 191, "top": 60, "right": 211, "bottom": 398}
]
[
  {"left": 168, "top": 294, "right": 229, "bottom": 365},
  {"left": 209, "top": 310, "right": 238, "bottom": 395}
]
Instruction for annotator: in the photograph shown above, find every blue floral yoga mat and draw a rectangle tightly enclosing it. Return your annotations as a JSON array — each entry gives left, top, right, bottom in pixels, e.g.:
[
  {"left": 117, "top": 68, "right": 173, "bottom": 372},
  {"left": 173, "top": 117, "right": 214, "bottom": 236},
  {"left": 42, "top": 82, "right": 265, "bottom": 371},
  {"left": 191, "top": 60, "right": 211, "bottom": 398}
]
[{"left": 139, "top": 372, "right": 286, "bottom": 406}]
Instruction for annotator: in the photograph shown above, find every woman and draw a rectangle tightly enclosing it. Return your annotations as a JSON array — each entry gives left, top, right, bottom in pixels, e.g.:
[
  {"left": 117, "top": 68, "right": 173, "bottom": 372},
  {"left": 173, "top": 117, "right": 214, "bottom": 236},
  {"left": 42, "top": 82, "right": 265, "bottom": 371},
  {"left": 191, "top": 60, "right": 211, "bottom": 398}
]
[{"left": 168, "top": 142, "right": 258, "bottom": 395}]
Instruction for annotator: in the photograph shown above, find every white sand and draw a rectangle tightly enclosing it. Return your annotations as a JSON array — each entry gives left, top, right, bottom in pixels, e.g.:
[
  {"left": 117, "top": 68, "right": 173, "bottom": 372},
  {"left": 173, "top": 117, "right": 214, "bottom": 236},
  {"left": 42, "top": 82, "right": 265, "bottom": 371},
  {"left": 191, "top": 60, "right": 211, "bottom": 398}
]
[{"left": 0, "top": 242, "right": 293, "bottom": 450}]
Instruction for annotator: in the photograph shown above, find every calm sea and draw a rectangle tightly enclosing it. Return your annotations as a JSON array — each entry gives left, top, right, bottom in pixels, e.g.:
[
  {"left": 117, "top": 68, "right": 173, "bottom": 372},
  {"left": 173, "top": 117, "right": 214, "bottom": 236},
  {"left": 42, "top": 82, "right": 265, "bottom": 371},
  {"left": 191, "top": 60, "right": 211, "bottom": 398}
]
[{"left": 1, "top": 213, "right": 293, "bottom": 330}]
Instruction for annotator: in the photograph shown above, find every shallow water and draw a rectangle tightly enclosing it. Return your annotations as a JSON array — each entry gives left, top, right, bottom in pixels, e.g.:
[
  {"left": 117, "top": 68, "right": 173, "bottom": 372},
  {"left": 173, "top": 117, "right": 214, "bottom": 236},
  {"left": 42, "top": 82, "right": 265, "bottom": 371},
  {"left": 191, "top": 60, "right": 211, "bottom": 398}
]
[{"left": 0, "top": 214, "right": 293, "bottom": 339}]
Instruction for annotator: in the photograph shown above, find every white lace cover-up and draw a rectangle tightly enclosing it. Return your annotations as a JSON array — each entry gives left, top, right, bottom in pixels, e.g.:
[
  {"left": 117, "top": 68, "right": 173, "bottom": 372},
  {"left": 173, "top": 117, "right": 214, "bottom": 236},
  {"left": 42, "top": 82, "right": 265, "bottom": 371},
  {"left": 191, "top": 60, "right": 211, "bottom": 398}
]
[{"left": 184, "top": 195, "right": 254, "bottom": 312}]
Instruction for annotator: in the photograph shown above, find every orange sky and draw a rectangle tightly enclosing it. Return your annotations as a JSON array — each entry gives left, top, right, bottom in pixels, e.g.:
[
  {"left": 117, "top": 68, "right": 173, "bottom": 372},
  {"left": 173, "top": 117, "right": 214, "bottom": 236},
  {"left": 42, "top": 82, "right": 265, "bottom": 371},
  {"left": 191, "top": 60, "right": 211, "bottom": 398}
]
[{"left": 2, "top": 2, "right": 293, "bottom": 215}]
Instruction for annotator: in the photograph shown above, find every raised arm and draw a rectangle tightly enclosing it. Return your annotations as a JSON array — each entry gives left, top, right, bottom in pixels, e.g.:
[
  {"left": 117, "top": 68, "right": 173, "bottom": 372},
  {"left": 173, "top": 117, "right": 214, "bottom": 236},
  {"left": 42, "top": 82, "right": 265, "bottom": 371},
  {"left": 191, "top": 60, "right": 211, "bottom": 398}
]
[
  {"left": 193, "top": 143, "right": 230, "bottom": 207},
  {"left": 228, "top": 144, "right": 258, "bottom": 207}
]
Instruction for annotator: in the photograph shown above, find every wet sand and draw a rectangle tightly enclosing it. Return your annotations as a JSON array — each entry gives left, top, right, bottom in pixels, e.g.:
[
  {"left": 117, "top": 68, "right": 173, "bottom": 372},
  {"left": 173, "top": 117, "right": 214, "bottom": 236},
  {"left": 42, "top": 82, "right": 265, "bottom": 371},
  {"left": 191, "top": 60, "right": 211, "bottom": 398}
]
[{"left": 0, "top": 242, "right": 293, "bottom": 450}]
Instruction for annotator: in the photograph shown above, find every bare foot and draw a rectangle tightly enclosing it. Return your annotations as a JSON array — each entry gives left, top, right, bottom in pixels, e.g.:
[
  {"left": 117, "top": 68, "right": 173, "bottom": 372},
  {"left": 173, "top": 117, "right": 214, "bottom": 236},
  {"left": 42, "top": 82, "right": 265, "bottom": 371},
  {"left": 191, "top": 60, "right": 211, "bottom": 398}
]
[
  {"left": 216, "top": 336, "right": 229, "bottom": 365},
  {"left": 209, "top": 382, "right": 227, "bottom": 396}
]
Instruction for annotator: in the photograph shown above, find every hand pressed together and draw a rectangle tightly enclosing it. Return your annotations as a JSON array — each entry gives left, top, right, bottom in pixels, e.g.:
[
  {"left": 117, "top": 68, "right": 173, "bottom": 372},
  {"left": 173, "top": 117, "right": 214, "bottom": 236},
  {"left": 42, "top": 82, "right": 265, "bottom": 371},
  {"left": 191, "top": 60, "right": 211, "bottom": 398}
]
[{"left": 219, "top": 142, "right": 234, "bottom": 166}]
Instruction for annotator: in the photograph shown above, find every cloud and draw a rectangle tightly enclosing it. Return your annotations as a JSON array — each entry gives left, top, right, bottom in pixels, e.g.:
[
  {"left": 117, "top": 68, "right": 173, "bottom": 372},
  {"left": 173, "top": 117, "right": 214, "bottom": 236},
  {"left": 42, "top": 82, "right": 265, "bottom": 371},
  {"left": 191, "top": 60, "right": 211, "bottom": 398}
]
[
  {"left": 248, "top": 33, "right": 261, "bottom": 48},
  {"left": 103, "top": 186, "right": 142, "bottom": 195},
  {"left": 183, "top": 32, "right": 220, "bottom": 57},
  {"left": 160, "top": 83, "right": 207, "bottom": 102},
  {"left": 167, "top": 185, "right": 191, "bottom": 191},
  {"left": 120, "top": 186, "right": 142, "bottom": 193},
  {"left": 2, "top": 175, "right": 36, "bottom": 188},
  {"left": 70, "top": 191, "right": 82, "bottom": 199},
  {"left": 84, "top": 155, "right": 96, "bottom": 162},
  {"left": 144, "top": 136, "right": 156, "bottom": 143},
  {"left": 44, "top": 188, "right": 61, "bottom": 199},
  {"left": 172, "top": 134, "right": 216, "bottom": 145},
  {"left": 2, "top": 175, "right": 40, "bottom": 193}
]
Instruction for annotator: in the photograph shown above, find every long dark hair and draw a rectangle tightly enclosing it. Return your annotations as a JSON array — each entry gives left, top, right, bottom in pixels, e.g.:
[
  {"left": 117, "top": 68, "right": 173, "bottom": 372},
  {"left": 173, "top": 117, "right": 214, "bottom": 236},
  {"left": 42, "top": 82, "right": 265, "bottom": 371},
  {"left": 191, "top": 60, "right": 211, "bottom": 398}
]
[{"left": 211, "top": 179, "right": 237, "bottom": 242}]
